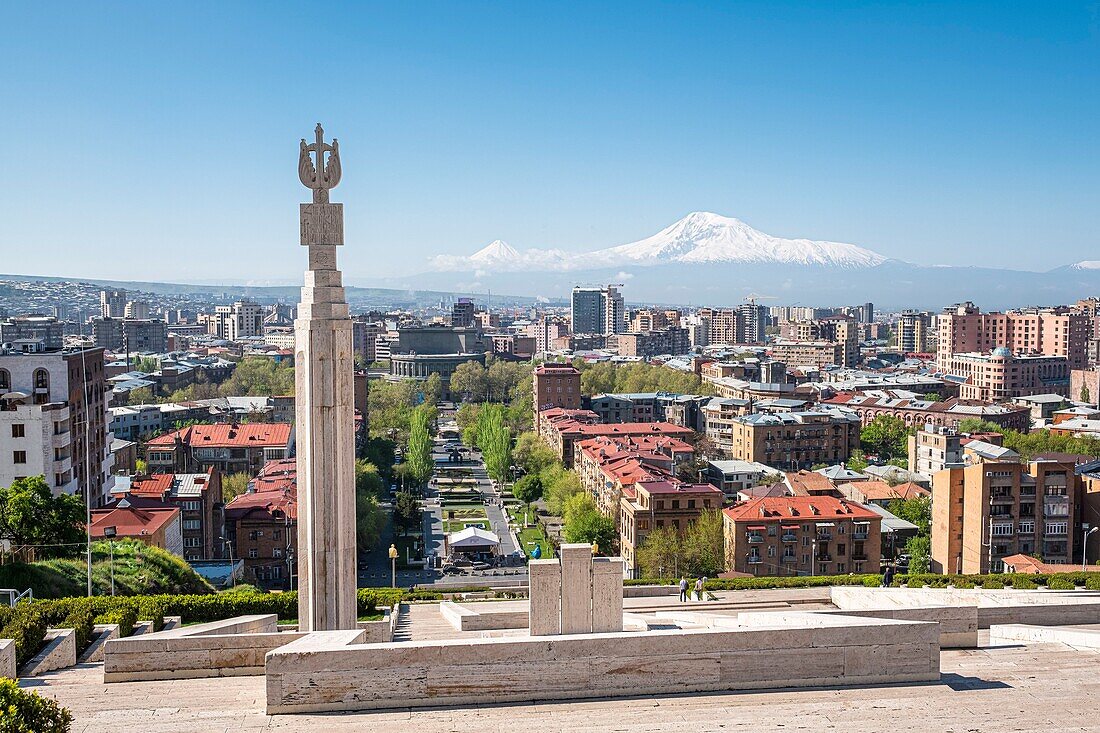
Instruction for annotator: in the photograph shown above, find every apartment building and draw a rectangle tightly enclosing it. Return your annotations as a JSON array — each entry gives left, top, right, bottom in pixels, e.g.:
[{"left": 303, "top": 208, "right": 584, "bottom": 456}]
[
  {"left": 0, "top": 315, "right": 64, "bottom": 350},
  {"left": 92, "top": 317, "right": 168, "bottom": 353},
  {"left": 619, "top": 480, "right": 724, "bottom": 577},
  {"left": 536, "top": 407, "right": 694, "bottom": 467},
  {"left": 352, "top": 317, "right": 385, "bottom": 364},
  {"left": 937, "top": 302, "right": 1090, "bottom": 370},
  {"left": 945, "top": 349, "right": 1070, "bottom": 400},
  {"left": 145, "top": 422, "right": 292, "bottom": 476},
  {"left": 722, "top": 496, "right": 882, "bottom": 576},
  {"left": 897, "top": 310, "right": 936, "bottom": 353},
  {"left": 127, "top": 469, "right": 224, "bottom": 561},
  {"left": 823, "top": 393, "right": 1030, "bottom": 432},
  {"left": 779, "top": 316, "right": 860, "bottom": 367},
  {"left": 570, "top": 285, "right": 625, "bottom": 336},
  {"left": 100, "top": 289, "right": 127, "bottom": 319},
  {"left": 931, "top": 457, "right": 1081, "bottom": 574},
  {"left": 739, "top": 303, "right": 769, "bottom": 344},
  {"left": 768, "top": 340, "right": 847, "bottom": 369},
  {"left": 450, "top": 298, "right": 476, "bottom": 328},
  {"left": 612, "top": 327, "right": 690, "bottom": 358},
  {"left": 908, "top": 425, "right": 965, "bottom": 475},
  {"left": 702, "top": 397, "right": 753, "bottom": 456},
  {"left": 90, "top": 496, "right": 183, "bottom": 556},
  {"left": 533, "top": 363, "right": 582, "bottom": 412},
  {"left": 575, "top": 435, "right": 693, "bottom": 524},
  {"left": 224, "top": 458, "right": 297, "bottom": 589},
  {"left": 211, "top": 299, "right": 265, "bottom": 340},
  {"left": 0, "top": 346, "right": 114, "bottom": 505},
  {"left": 726, "top": 410, "right": 861, "bottom": 470},
  {"left": 697, "top": 308, "right": 740, "bottom": 345}
]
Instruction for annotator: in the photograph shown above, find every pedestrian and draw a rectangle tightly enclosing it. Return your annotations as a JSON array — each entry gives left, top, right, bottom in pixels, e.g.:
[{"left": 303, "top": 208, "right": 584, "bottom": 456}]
[
  {"left": 679, "top": 576, "right": 688, "bottom": 603},
  {"left": 882, "top": 564, "right": 895, "bottom": 587},
  {"left": 694, "top": 577, "right": 704, "bottom": 601}
]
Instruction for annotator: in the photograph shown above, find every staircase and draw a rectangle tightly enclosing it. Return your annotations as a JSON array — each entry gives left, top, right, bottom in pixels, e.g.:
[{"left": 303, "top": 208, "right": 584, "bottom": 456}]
[{"left": 391, "top": 603, "right": 413, "bottom": 642}]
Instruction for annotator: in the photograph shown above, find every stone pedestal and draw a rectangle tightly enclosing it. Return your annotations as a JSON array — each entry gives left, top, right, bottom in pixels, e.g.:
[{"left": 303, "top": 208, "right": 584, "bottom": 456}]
[{"left": 528, "top": 544, "right": 624, "bottom": 636}]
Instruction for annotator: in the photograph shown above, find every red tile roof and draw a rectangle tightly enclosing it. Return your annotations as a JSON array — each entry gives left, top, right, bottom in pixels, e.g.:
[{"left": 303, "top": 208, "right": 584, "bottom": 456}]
[
  {"left": 841, "top": 480, "right": 930, "bottom": 502},
  {"left": 785, "top": 470, "right": 838, "bottom": 496},
  {"left": 225, "top": 458, "right": 298, "bottom": 520},
  {"left": 90, "top": 499, "right": 179, "bottom": 539},
  {"left": 723, "top": 495, "right": 879, "bottom": 523},
  {"left": 146, "top": 422, "right": 292, "bottom": 448},
  {"left": 638, "top": 480, "right": 723, "bottom": 495}
]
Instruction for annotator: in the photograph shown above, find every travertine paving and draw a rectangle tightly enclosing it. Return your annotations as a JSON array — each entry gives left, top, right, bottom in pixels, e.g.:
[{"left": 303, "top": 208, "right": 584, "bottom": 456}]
[{"left": 23, "top": 642, "right": 1100, "bottom": 732}]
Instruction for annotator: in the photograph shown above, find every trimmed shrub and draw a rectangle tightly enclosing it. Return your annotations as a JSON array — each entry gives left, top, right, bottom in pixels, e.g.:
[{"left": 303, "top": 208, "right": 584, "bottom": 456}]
[
  {"left": 95, "top": 606, "right": 138, "bottom": 638},
  {"left": 1011, "top": 576, "right": 1039, "bottom": 590},
  {"left": 0, "top": 604, "right": 49, "bottom": 665},
  {"left": 980, "top": 578, "right": 1004, "bottom": 590},
  {"left": 1048, "top": 577, "right": 1076, "bottom": 590},
  {"left": 0, "top": 678, "right": 72, "bottom": 732},
  {"left": 1085, "top": 574, "right": 1100, "bottom": 591},
  {"left": 863, "top": 576, "right": 883, "bottom": 588},
  {"left": 59, "top": 606, "right": 96, "bottom": 653}
]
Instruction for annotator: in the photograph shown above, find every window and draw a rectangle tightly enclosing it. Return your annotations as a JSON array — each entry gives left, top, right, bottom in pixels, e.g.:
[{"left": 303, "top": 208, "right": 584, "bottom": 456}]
[
  {"left": 0, "top": 369, "right": 9, "bottom": 391},
  {"left": 13, "top": 451, "right": 26, "bottom": 464},
  {"left": 184, "top": 537, "right": 201, "bottom": 548},
  {"left": 183, "top": 520, "right": 201, "bottom": 531},
  {"left": 33, "top": 369, "right": 49, "bottom": 390},
  {"left": 248, "top": 548, "right": 258, "bottom": 559},
  {"left": 273, "top": 548, "right": 283, "bottom": 558},
  {"left": 11, "top": 424, "right": 24, "bottom": 438}
]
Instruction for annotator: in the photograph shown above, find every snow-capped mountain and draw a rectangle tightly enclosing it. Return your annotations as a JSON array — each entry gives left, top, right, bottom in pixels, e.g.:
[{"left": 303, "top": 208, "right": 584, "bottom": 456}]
[
  {"left": 468, "top": 239, "right": 520, "bottom": 266},
  {"left": 1072, "top": 260, "right": 1100, "bottom": 270},
  {"left": 586, "top": 212, "right": 887, "bottom": 269},
  {"left": 428, "top": 212, "right": 886, "bottom": 272}
]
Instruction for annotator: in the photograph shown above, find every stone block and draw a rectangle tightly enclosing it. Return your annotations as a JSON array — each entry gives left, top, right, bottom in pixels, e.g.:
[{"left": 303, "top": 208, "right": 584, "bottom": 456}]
[
  {"left": 591, "top": 557, "right": 624, "bottom": 633},
  {"left": 529, "top": 559, "right": 561, "bottom": 636},
  {"left": 20, "top": 628, "right": 76, "bottom": 677},
  {"left": 300, "top": 204, "right": 344, "bottom": 246},
  {"left": 79, "top": 624, "right": 120, "bottom": 663},
  {"left": 559, "top": 544, "right": 593, "bottom": 634},
  {"left": 0, "top": 638, "right": 15, "bottom": 679}
]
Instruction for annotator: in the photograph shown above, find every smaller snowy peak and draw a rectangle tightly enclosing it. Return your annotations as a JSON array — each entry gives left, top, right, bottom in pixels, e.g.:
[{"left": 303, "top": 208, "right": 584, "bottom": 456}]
[
  {"left": 1072, "top": 261, "right": 1100, "bottom": 270},
  {"left": 469, "top": 239, "right": 520, "bottom": 265}
]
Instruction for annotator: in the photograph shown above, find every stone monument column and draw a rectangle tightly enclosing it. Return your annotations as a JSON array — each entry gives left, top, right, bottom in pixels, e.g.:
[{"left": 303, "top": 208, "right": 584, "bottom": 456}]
[{"left": 295, "top": 123, "right": 357, "bottom": 631}]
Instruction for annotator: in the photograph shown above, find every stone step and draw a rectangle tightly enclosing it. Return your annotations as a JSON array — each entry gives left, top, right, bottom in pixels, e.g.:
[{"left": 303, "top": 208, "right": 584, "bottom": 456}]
[{"left": 78, "top": 624, "right": 120, "bottom": 664}]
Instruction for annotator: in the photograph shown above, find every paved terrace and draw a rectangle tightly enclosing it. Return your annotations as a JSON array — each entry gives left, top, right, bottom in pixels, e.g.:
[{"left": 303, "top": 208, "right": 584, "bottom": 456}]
[{"left": 22, "top": 640, "right": 1099, "bottom": 732}]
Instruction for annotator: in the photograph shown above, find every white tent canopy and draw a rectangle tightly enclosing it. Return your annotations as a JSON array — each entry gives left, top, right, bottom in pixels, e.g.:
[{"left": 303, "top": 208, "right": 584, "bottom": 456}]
[{"left": 448, "top": 526, "right": 500, "bottom": 549}]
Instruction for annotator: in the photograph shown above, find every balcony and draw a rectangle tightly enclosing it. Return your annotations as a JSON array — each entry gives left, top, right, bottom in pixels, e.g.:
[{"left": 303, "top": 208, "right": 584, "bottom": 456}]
[
  {"left": 747, "top": 556, "right": 763, "bottom": 564},
  {"left": 1044, "top": 509, "right": 1069, "bottom": 519},
  {"left": 852, "top": 530, "right": 869, "bottom": 540},
  {"left": 746, "top": 535, "right": 764, "bottom": 544},
  {"left": 851, "top": 553, "right": 868, "bottom": 561},
  {"left": 816, "top": 532, "right": 832, "bottom": 541},
  {"left": 781, "top": 555, "right": 798, "bottom": 563},
  {"left": 781, "top": 533, "right": 799, "bottom": 543},
  {"left": 991, "top": 494, "right": 1014, "bottom": 504},
  {"left": 815, "top": 554, "right": 833, "bottom": 562}
]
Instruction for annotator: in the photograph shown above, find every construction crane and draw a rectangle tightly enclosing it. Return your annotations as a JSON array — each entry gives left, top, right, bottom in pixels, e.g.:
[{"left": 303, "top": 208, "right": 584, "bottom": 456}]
[{"left": 743, "top": 293, "right": 778, "bottom": 304}]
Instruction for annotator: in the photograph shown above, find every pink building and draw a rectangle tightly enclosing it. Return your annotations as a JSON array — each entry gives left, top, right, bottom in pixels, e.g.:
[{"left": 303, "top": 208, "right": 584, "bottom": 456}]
[{"left": 937, "top": 302, "right": 1090, "bottom": 371}]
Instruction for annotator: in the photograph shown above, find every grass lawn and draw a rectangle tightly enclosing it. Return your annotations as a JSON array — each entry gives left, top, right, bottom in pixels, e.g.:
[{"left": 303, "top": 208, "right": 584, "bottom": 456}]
[
  {"left": 443, "top": 519, "right": 490, "bottom": 532},
  {"left": 443, "top": 507, "right": 488, "bottom": 520},
  {"left": 518, "top": 526, "right": 554, "bottom": 559}
]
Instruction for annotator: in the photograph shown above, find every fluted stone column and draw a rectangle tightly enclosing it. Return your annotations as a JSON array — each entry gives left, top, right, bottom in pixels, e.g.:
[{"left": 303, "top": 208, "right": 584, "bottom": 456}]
[{"left": 295, "top": 125, "right": 357, "bottom": 631}]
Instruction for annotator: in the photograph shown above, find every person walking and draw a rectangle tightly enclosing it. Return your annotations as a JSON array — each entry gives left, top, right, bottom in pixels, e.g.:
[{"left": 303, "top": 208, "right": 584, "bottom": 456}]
[
  {"left": 694, "top": 577, "right": 704, "bottom": 601},
  {"left": 679, "top": 576, "right": 688, "bottom": 603},
  {"left": 882, "top": 564, "right": 896, "bottom": 587}
]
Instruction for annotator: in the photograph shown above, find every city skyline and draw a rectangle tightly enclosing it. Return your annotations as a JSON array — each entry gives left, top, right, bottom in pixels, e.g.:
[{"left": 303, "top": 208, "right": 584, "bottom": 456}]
[{"left": 2, "top": 3, "right": 1099, "bottom": 283}]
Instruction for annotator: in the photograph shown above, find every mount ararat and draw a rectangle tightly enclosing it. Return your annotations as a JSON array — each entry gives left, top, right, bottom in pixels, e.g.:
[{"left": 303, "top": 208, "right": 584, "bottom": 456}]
[{"left": 368, "top": 212, "right": 1099, "bottom": 310}]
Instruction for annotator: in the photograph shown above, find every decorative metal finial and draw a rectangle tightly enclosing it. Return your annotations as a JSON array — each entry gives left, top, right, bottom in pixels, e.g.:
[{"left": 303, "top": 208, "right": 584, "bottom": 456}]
[{"left": 298, "top": 122, "right": 342, "bottom": 203}]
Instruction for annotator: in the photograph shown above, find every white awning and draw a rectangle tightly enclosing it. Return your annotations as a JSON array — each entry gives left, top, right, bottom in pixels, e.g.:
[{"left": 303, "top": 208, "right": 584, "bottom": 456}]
[{"left": 448, "top": 526, "right": 501, "bottom": 549}]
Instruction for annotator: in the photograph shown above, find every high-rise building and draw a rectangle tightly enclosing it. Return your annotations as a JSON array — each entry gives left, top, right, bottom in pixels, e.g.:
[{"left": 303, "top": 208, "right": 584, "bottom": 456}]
[
  {"left": 0, "top": 347, "right": 114, "bottom": 506},
  {"left": 100, "top": 289, "right": 127, "bottom": 319},
  {"left": 351, "top": 317, "right": 385, "bottom": 364},
  {"left": 571, "top": 285, "right": 626, "bottom": 336},
  {"left": 778, "top": 316, "right": 860, "bottom": 366},
  {"left": 124, "top": 300, "right": 151, "bottom": 320},
  {"left": 91, "top": 318, "right": 168, "bottom": 353},
  {"left": 451, "top": 298, "right": 476, "bottom": 328},
  {"left": 739, "top": 303, "right": 768, "bottom": 344},
  {"left": 698, "top": 308, "right": 740, "bottom": 345},
  {"left": 897, "top": 310, "right": 935, "bottom": 353},
  {"left": 212, "top": 299, "right": 265, "bottom": 340},
  {"left": 937, "top": 302, "right": 1091, "bottom": 370},
  {"left": 945, "top": 348, "right": 1070, "bottom": 400}
]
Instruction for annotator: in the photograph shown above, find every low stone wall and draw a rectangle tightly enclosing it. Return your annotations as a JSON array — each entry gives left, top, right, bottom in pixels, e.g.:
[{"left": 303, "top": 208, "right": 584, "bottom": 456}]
[
  {"left": 20, "top": 628, "right": 76, "bottom": 677},
  {"left": 0, "top": 638, "right": 15, "bottom": 679},
  {"left": 831, "top": 586, "right": 1100, "bottom": 629},
  {"left": 265, "top": 612, "right": 940, "bottom": 714},
  {"left": 989, "top": 623, "right": 1100, "bottom": 649},
  {"left": 104, "top": 614, "right": 306, "bottom": 682},
  {"left": 623, "top": 585, "right": 678, "bottom": 598},
  {"left": 439, "top": 601, "right": 529, "bottom": 631}
]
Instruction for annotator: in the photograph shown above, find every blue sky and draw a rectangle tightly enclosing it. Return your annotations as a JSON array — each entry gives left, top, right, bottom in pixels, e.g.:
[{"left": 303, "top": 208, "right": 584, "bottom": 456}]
[{"left": 1, "top": 1, "right": 1098, "bottom": 283}]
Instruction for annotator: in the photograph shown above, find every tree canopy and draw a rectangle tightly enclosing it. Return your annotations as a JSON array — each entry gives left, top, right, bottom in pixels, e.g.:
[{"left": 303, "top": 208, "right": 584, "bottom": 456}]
[
  {"left": 0, "top": 476, "right": 86, "bottom": 558},
  {"left": 562, "top": 493, "right": 616, "bottom": 550},
  {"left": 573, "top": 360, "right": 714, "bottom": 397},
  {"left": 860, "top": 415, "right": 909, "bottom": 460},
  {"left": 404, "top": 404, "right": 435, "bottom": 489},
  {"left": 477, "top": 403, "right": 513, "bottom": 486}
]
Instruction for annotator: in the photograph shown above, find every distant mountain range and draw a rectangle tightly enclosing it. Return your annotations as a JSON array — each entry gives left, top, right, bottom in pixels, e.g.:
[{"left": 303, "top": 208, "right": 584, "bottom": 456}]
[{"left": 382, "top": 212, "right": 1100, "bottom": 310}]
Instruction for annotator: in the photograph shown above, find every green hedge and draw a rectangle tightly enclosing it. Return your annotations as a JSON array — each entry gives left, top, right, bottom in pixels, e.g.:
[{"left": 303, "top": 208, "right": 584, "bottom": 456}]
[
  {"left": 897, "top": 572, "right": 1094, "bottom": 589},
  {"left": 0, "top": 678, "right": 72, "bottom": 732},
  {"left": 625, "top": 574, "right": 884, "bottom": 591},
  {"left": 95, "top": 606, "right": 137, "bottom": 638},
  {"left": 0, "top": 605, "right": 49, "bottom": 665}
]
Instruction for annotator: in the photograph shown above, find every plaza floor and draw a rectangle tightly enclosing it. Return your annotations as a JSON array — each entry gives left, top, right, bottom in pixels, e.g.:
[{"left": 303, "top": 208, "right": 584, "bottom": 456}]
[{"left": 19, "top": 636, "right": 1100, "bottom": 732}]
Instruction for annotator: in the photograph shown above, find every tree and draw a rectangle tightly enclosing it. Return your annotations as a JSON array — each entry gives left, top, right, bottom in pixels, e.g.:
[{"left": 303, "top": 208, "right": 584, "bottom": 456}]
[
  {"left": 562, "top": 494, "right": 615, "bottom": 550},
  {"left": 541, "top": 464, "right": 582, "bottom": 516},
  {"left": 220, "top": 472, "right": 251, "bottom": 503},
  {"left": 0, "top": 476, "right": 85, "bottom": 558},
  {"left": 135, "top": 458, "right": 148, "bottom": 474},
  {"left": 905, "top": 535, "right": 931, "bottom": 574},
  {"left": 846, "top": 450, "right": 869, "bottom": 473},
  {"left": 477, "top": 404, "right": 513, "bottom": 486},
  {"left": 681, "top": 510, "right": 725, "bottom": 577},
  {"left": 404, "top": 405, "right": 435, "bottom": 489},
  {"left": 1083, "top": 384, "right": 1093, "bottom": 405},
  {"left": 361, "top": 436, "right": 397, "bottom": 483},
  {"left": 956, "top": 418, "right": 1004, "bottom": 435},
  {"left": 367, "top": 379, "right": 420, "bottom": 442},
  {"left": 218, "top": 358, "right": 295, "bottom": 397},
  {"left": 636, "top": 526, "right": 682, "bottom": 579},
  {"left": 423, "top": 373, "right": 443, "bottom": 404},
  {"left": 393, "top": 491, "right": 421, "bottom": 536},
  {"left": 512, "top": 474, "right": 543, "bottom": 504},
  {"left": 860, "top": 415, "right": 908, "bottom": 460},
  {"left": 354, "top": 460, "right": 386, "bottom": 550},
  {"left": 449, "top": 361, "right": 490, "bottom": 402},
  {"left": 887, "top": 496, "right": 931, "bottom": 535},
  {"left": 127, "top": 386, "right": 156, "bottom": 405},
  {"left": 512, "top": 432, "right": 556, "bottom": 476}
]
